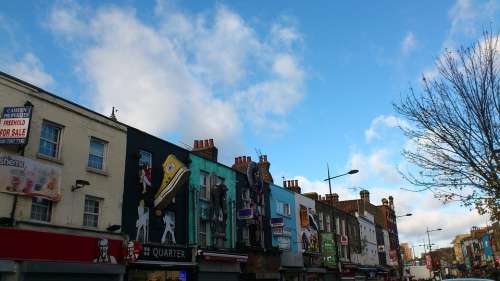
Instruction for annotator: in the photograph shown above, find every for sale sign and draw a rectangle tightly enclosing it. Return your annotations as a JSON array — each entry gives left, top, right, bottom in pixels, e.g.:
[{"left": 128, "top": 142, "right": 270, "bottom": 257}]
[{"left": 0, "top": 106, "right": 32, "bottom": 145}]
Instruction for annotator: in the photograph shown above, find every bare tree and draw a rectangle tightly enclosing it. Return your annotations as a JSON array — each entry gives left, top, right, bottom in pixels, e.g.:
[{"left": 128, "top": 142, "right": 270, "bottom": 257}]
[{"left": 394, "top": 31, "right": 500, "bottom": 221}]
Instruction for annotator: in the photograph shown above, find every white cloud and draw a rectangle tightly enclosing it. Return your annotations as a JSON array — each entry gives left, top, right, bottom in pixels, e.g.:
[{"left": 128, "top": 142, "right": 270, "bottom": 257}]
[
  {"left": 401, "top": 32, "right": 417, "bottom": 55},
  {"left": 348, "top": 149, "right": 402, "bottom": 184},
  {"left": 47, "top": 2, "right": 305, "bottom": 160},
  {"left": 365, "top": 115, "right": 406, "bottom": 142},
  {"left": 5, "top": 53, "right": 54, "bottom": 88}
]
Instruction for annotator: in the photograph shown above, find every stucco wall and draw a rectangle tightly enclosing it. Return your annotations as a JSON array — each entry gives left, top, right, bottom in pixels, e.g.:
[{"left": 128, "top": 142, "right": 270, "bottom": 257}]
[
  {"left": 269, "top": 184, "right": 298, "bottom": 252},
  {"left": 188, "top": 153, "right": 236, "bottom": 249},
  {"left": 0, "top": 75, "right": 127, "bottom": 235}
]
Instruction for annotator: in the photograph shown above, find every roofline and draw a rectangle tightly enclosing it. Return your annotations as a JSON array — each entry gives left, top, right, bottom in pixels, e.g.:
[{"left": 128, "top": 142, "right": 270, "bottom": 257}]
[{"left": 0, "top": 71, "right": 129, "bottom": 128}]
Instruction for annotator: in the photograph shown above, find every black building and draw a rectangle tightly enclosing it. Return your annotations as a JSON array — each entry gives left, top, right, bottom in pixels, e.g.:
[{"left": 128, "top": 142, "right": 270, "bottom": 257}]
[{"left": 122, "top": 127, "right": 194, "bottom": 281}]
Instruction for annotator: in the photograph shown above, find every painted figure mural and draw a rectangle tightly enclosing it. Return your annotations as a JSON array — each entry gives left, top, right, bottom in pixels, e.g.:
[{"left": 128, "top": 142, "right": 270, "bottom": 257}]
[
  {"left": 209, "top": 175, "right": 228, "bottom": 248},
  {"left": 300, "top": 205, "right": 319, "bottom": 252},
  {"left": 134, "top": 150, "right": 189, "bottom": 245}
]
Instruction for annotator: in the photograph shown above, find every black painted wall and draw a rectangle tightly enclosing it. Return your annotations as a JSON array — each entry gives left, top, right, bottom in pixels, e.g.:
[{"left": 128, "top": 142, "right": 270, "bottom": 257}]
[{"left": 121, "top": 127, "right": 190, "bottom": 245}]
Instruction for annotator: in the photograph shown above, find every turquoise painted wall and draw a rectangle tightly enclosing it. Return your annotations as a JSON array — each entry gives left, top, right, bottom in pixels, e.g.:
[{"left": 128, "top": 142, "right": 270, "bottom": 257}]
[{"left": 188, "top": 153, "right": 236, "bottom": 249}]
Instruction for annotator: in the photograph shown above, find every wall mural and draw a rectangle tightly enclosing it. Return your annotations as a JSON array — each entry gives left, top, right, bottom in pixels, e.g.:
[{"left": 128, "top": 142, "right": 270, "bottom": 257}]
[
  {"left": 300, "top": 205, "right": 319, "bottom": 252},
  {"left": 135, "top": 151, "right": 189, "bottom": 245},
  {"left": 238, "top": 161, "right": 265, "bottom": 247},
  {"left": 208, "top": 173, "right": 228, "bottom": 248}
]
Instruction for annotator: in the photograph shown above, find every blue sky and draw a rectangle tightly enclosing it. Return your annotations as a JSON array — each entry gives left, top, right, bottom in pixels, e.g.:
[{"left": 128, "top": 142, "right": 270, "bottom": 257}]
[{"left": 1, "top": 0, "right": 498, "bottom": 255}]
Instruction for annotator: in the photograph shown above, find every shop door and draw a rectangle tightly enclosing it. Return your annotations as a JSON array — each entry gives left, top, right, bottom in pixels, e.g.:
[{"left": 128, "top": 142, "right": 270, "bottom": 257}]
[
  {"left": 198, "top": 272, "right": 239, "bottom": 281},
  {"left": 24, "top": 273, "right": 120, "bottom": 281}
]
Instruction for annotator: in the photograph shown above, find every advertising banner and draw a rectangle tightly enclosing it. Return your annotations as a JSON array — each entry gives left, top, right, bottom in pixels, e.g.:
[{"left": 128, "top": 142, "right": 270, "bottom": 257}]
[
  {"left": 0, "top": 106, "right": 32, "bottom": 145},
  {"left": 0, "top": 153, "right": 61, "bottom": 201},
  {"left": 321, "top": 233, "right": 337, "bottom": 267},
  {"left": 299, "top": 205, "right": 309, "bottom": 228}
]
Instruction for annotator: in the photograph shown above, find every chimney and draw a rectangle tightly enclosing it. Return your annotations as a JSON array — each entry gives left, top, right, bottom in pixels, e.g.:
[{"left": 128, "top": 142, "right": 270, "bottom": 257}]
[
  {"left": 284, "top": 179, "right": 301, "bottom": 193},
  {"left": 388, "top": 196, "right": 394, "bottom": 210},
  {"left": 323, "top": 193, "right": 339, "bottom": 204},
  {"left": 303, "top": 192, "right": 319, "bottom": 201},
  {"left": 192, "top": 139, "right": 218, "bottom": 162},
  {"left": 258, "top": 155, "right": 274, "bottom": 184},
  {"left": 382, "top": 198, "right": 389, "bottom": 206},
  {"left": 232, "top": 155, "right": 251, "bottom": 174},
  {"left": 360, "top": 190, "right": 370, "bottom": 203}
]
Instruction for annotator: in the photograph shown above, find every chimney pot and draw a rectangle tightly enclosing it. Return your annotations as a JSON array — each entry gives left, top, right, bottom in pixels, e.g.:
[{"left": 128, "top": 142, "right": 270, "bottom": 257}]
[
  {"left": 194, "top": 140, "right": 199, "bottom": 149},
  {"left": 247, "top": 156, "right": 251, "bottom": 163},
  {"left": 204, "top": 139, "right": 209, "bottom": 147},
  {"left": 294, "top": 180, "right": 298, "bottom": 187},
  {"left": 287, "top": 180, "right": 292, "bottom": 188},
  {"left": 209, "top": 139, "right": 214, "bottom": 147},
  {"left": 283, "top": 180, "right": 287, "bottom": 188}
]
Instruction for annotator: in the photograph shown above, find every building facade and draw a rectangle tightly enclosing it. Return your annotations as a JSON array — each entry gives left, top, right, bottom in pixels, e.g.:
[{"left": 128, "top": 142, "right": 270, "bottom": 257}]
[
  {"left": 188, "top": 140, "right": 246, "bottom": 281},
  {"left": 0, "top": 72, "right": 127, "bottom": 281},
  {"left": 122, "top": 127, "right": 194, "bottom": 281}
]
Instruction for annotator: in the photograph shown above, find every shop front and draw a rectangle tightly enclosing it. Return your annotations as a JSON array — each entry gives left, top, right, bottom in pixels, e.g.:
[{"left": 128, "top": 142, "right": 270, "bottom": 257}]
[
  {"left": 126, "top": 243, "right": 195, "bottom": 281},
  {"left": 304, "top": 252, "right": 325, "bottom": 281},
  {"left": 280, "top": 251, "right": 304, "bottom": 281},
  {"left": 241, "top": 250, "right": 280, "bottom": 281},
  {"left": 0, "top": 227, "right": 125, "bottom": 281},
  {"left": 197, "top": 251, "right": 247, "bottom": 281}
]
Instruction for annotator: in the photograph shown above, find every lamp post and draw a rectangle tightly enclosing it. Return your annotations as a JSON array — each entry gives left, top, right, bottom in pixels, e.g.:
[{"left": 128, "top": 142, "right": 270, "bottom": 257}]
[
  {"left": 324, "top": 164, "right": 359, "bottom": 198},
  {"left": 426, "top": 227, "right": 442, "bottom": 253},
  {"left": 323, "top": 164, "right": 358, "bottom": 275},
  {"left": 426, "top": 227, "right": 442, "bottom": 279}
]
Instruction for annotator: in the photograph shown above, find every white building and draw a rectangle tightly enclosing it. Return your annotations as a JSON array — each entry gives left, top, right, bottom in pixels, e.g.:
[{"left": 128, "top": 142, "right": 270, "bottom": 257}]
[
  {"left": 0, "top": 72, "right": 127, "bottom": 281},
  {"left": 356, "top": 210, "right": 379, "bottom": 266}
]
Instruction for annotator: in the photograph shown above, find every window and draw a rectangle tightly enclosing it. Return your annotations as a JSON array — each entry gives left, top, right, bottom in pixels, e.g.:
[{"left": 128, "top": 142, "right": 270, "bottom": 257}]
[
  {"left": 88, "top": 137, "right": 107, "bottom": 170},
  {"left": 342, "top": 219, "right": 346, "bottom": 235},
  {"left": 318, "top": 212, "right": 324, "bottom": 230},
  {"left": 217, "top": 176, "right": 225, "bottom": 185},
  {"left": 199, "top": 220, "right": 208, "bottom": 247},
  {"left": 326, "top": 215, "right": 331, "bottom": 232},
  {"left": 83, "top": 196, "right": 100, "bottom": 227},
  {"left": 139, "top": 150, "right": 152, "bottom": 168},
  {"left": 199, "top": 171, "right": 209, "bottom": 199},
  {"left": 30, "top": 197, "right": 52, "bottom": 222},
  {"left": 39, "top": 121, "right": 62, "bottom": 158},
  {"left": 277, "top": 201, "right": 291, "bottom": 216},
  {"left": 336, "top": 217, "right": 340, "bottom": 234}
]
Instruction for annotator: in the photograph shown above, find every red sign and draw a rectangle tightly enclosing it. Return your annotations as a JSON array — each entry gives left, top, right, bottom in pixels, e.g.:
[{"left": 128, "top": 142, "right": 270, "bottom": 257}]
[
  {"left": 0, "top": 227, "right": 123, "bottom": 263},
  {"left": 425, "top": 254, "right": 432, "bottom": 270},
  {"left": 340, "top": 235, "right": 349, "bottom": 245}
]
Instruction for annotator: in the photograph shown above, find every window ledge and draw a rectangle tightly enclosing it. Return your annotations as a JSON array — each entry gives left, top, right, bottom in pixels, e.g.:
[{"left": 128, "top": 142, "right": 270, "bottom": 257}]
[
  {"left": 86, "top": 167, "right": 109, "bottom": 176},
  {"left": 36, "top": 153, "right": 63, "bottom": 165}
]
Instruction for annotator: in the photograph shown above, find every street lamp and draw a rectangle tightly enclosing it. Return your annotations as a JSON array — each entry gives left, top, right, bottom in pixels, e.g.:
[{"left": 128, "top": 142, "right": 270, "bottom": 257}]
[
  {"left": 426, "top": 227, "right": 442, "bottom": 252},
  {"left": 324, "top": 164, "right": 359, "bottom": 199},
  {"left": 396, "top": 213, "right": 412, "bottom": 218}
]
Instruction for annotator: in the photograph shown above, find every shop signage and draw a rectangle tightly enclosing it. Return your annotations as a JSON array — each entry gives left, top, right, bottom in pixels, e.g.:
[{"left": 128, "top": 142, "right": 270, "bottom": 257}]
[
  {"left": 238, "top": 208, "right": 253, "bottom": 219},
  {"left": 202, "top": 252, "right": 248, "bottom": 263},
  {"left": 138, "top": 244, "right": 192, "bottom": 263},
  {"left": 0, "top": 153, "right": 61, "bottom": 201},
  {"left": 425, "top": 254, "right": 432, "bottom": 270},
  {"left": 340, "top": 235, "right": 348, "bottom": 245},
  {"left": 0, "top": 106, "right": 32, "bottom": 145},
  {"left": 320, "top": 233, "right": 337, "bottom": 267},
  {"left": 270, "top": 217, "right": 284, "bottom": 227},
  {"left": 0, "top": 227, "right": 123, "bottom": 263}
]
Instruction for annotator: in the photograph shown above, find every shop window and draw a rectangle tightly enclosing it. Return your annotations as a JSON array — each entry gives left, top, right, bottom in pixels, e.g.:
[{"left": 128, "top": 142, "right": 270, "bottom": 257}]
[
  {"left": 30, "top": 197, "right": 52, "bottom": 222},
  {"left": 199, "top": 171, "right": 209, "bottom": 199},
  {"left": 83, "top": 196, "right": 101, "bottom": 227},
  {"left": 199, "top": 220, "right": 208, "bottom": 247},
  {"left": 318, "top": 212, "right": 324, "bottom": 230},
  {"left": 38, "top": 120, "right": 62, "bottom": 159},
  {"left": 325, "top": 215, "right": 331, "bottom": 232},
  {"left": 88, "top": 137, "right": 107, "bottom": 170}
]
